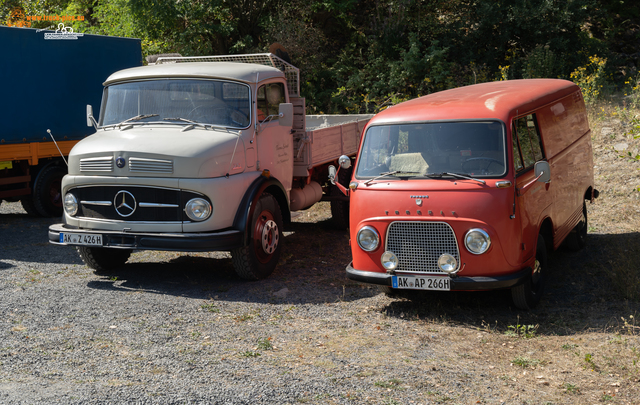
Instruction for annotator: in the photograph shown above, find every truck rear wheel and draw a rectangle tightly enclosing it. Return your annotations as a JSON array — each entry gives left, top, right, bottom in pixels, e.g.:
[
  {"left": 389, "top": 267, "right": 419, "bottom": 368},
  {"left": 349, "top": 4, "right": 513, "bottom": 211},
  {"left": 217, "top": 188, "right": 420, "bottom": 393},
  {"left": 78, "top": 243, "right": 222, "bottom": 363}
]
[
  {"left": 33, "top": 165, "right": 65, "bottom": 217},
  {"left": 231, "top": 193, "right": 283, "bottom": 280},
  {"left": 20, "top": 197, "right": 38, "bottom": 216},
  {"left": 511, "top": 234, "right": 547, "bottom": 310},
  {"left": 77, "top": 247, "right": 132, "bottom": 272}
]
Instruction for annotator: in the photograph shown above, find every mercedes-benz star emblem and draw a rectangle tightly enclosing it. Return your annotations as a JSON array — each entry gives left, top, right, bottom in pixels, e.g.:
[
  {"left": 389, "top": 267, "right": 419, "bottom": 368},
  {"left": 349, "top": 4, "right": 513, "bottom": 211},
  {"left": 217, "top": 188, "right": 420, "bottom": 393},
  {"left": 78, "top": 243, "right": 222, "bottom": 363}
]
[
  {"left": 116, "top": 156, "right": 126, "bottom": 168},
  {"left": 114, "top": 190, "right": 136, "bottom": 217}
]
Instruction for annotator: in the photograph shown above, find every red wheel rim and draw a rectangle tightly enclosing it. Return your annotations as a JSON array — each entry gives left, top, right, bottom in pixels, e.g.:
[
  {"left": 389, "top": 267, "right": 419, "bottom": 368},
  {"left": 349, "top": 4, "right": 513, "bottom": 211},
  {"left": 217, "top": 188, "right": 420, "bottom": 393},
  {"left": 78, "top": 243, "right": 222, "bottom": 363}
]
[{"left": 253, "top": 210, "right": 279, "bottom": 264}]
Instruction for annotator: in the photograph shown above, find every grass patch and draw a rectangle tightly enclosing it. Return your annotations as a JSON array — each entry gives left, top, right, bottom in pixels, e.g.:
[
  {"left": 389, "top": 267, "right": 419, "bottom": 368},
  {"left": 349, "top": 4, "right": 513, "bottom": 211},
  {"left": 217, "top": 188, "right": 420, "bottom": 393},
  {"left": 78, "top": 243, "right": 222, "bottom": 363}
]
[
  {"left": 511, "top": 356, "right": 541, "bottom": 368},
  {"left": 239, "top": 350, "right": 261, "bottom": 358},
  {"left": 374, "top": 378, "right": 403, "bottom": 389},
  {"left": 563, "top": 382, "right": 580, "bottom": 394},
  {"left": 200, "top": 302, "right": 220, "bottom": 313}
]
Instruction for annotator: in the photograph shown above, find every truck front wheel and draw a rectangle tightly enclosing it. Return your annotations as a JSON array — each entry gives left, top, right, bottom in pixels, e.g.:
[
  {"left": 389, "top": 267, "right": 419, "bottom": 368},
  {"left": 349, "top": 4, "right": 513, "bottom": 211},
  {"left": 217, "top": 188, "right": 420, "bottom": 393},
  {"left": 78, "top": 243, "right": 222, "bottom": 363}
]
[
  {"left": 231, "top": 193, "right": 283, "bottom": 280},
  {"left": 77, "top": 247, "right": 132, "bottom": 272}
]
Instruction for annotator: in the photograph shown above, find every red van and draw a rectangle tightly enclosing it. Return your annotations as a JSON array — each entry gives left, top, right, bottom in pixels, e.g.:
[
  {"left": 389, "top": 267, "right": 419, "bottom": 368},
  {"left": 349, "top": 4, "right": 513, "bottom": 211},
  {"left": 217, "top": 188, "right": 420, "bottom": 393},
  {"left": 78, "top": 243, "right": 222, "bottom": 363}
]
[{"left": 339, "top": 79, "right": 598, "bottom": 309}]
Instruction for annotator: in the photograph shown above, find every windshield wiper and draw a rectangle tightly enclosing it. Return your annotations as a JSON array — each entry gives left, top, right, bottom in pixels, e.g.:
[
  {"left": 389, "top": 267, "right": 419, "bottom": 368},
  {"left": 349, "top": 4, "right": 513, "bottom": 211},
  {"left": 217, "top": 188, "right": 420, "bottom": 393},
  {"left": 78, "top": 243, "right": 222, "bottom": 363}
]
[
  {"left": 103, "top": 114, "right": 159, "bottom": 128},
  {"left": 120, "top": 114, "right": 158, "bottom": 124},
  {"left": 364, "top": 170, "right": 421, "bottom": 185},
  {"left": 426, "top": 172, "right": 486, "bottom": 184},
  {"left": 163, "top": 117, "right": 211, "bottom": 130},
  {"left": 163, "top": 117, "right": 197, "bottom": 123}
]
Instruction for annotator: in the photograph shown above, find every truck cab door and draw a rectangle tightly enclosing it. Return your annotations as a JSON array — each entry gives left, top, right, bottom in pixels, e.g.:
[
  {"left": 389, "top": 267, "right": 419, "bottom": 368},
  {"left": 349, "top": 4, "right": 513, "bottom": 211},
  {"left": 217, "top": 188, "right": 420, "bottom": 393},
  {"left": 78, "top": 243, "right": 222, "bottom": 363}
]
[{"left": 255, "top": 82, "right": 293, "bottom": 192}]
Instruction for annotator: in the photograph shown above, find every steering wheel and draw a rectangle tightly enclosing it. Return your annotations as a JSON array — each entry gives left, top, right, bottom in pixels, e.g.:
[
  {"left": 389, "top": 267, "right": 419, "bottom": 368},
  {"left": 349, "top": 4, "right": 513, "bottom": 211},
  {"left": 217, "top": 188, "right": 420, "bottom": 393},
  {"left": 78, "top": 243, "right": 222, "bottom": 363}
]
[
  {"left": 187, "top": 105, "right": 210, "bottom": 122},
  {"left": 462, "top": 157, "right": 504, "bottom": 173},
  {"left": 229, "top": 109, "right": 249, "bottom": 127}
]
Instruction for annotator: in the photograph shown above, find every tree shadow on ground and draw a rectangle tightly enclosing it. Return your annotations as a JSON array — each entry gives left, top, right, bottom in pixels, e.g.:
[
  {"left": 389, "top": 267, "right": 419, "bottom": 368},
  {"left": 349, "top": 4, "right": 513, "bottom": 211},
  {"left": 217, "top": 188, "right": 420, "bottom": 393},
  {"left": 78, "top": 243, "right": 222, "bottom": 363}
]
[
  {"left": 378, "top": 232, "right": 640, "bottom": 336},
  {"left": 85, "top": 217, "right": 372, "bottom": 304}
]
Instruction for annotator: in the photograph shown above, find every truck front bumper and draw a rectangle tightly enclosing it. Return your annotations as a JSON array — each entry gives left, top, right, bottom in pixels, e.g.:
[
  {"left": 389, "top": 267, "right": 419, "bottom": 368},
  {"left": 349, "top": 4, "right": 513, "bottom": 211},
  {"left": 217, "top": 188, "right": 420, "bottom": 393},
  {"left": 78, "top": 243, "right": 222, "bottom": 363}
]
[
  {"left": 346, "top": 262, "right": 532, "bottom": 291},
  {"left": 48, "top": 223, "right": 243, "bottom": 252}
]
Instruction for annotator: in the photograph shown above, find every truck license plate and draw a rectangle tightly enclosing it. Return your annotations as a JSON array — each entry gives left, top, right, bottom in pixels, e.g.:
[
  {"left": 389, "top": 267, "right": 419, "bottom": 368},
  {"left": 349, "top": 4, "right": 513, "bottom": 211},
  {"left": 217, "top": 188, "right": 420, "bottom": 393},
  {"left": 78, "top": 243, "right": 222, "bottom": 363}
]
[
  {"left": 59, "top": 233, "right": 103, "bottom": 246},
  {"left": 392, "top": 275, "right": 450, "bottom": 291}
]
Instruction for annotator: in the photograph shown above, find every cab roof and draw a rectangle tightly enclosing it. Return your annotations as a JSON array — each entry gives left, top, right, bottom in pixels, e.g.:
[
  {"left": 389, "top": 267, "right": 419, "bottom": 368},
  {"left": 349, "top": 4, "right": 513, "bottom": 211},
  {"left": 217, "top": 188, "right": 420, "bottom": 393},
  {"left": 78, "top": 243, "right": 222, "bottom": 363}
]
[
  {"left": 104, "top": 62, "right": 285, "bottom": 86},
  {"left": 369, "top": 79, "right": 581, "bottom": 125}
]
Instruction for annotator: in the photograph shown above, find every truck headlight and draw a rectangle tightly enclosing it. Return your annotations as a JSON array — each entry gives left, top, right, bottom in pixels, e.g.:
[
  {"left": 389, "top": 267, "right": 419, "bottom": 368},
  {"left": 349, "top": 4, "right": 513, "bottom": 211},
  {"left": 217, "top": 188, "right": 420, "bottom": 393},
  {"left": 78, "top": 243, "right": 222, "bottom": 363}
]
[
  {"left": 464, "top": 228, "right": 491, "bottom": 254},
  {"left": 184, "top": 198, "right": 212, "bottom": 221},
  {"left": 64, "top": 193, "right": 78, "bottom": 216},
  {"left": 357, "top": 226, "right": 380, "bottom": 252}
]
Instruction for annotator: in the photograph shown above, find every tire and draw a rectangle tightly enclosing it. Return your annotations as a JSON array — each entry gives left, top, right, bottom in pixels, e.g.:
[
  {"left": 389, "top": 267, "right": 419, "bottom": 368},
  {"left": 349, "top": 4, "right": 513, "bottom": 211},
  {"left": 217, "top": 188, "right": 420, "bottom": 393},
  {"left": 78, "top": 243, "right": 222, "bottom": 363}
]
[
  {"left": 330, "top": 165, "right": 352, "bottom": 230},
  {"left": 77, "top": 247, "right": 132, "bottom": 272},
  {"left": 33, "top": 165, "right": 66, "bottom": 217},
  {"left": 511, "top": 234, "right": 548, "bottom": 310},
  {"left": 20, "top": 196, "right": 38, "bottom": 216},
  {"left": 231, "top": 193, "right": 283, "bottom": 280},
  {"left": 564, "top": 202, "right": 587, "bottom": 251}
]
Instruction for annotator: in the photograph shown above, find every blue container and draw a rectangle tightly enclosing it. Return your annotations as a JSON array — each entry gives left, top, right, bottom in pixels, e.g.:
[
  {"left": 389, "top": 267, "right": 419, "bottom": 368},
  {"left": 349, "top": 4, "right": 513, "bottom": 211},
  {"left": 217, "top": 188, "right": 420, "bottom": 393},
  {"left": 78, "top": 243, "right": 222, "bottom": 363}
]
[{"left": 0, "top": 25, "right": 141, "bottom": 144}]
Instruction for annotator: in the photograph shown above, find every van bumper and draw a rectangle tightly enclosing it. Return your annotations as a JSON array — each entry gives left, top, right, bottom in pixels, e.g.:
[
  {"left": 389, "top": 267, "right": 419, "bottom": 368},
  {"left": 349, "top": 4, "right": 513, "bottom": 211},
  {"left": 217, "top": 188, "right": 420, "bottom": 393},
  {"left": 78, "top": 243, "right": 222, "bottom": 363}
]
[
  {"left": 48, "top": 223, "right": 243, "bottom": 252},
  {"left": 346, "top": 262, "right": 532, "bottom": 291}
]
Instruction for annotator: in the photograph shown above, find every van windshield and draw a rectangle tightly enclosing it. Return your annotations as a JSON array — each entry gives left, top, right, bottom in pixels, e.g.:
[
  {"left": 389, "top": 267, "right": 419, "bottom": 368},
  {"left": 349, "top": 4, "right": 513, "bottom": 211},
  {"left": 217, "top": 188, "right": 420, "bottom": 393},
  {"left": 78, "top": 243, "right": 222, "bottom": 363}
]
[
  {"left": 356, "top": 121, "right": 507, "bottom": 179},
  {"left": 99, "top": 79, "right": 251, "bottom": 129}
]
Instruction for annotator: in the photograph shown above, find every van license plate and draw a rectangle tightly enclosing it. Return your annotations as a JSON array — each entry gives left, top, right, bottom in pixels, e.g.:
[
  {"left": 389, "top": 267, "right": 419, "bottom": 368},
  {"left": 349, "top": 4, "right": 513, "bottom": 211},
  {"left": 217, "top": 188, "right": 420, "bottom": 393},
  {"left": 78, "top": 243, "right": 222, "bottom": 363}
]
[
  {"left": 392, "top": 275, "right": 450, "bottom": 291},
  {"left": 59, "top": 233, "right": 103, "bottom": 246}
]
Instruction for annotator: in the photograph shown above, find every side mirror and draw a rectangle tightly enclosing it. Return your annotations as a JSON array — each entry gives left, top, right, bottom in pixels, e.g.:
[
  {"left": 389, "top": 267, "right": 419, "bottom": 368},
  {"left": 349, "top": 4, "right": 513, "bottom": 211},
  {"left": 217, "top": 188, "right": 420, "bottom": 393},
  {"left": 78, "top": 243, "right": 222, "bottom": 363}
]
[
  {"left": 534, "top": 161, "right": 550, "bottom": 183},
  {"left": 86, "top": 105, "right": 94, "bottom": 127},
  {"left": 86, "top": 105, "right": 97, "bottom": 129},
  {"left": 278, "top": 103, "right": 294, "bottom": 127},
  {"left": 328, "top": 165, "right": 337, "bottom": 185},
  {"left": 338, "top": 155, "right": 351, "bottom": 169}
]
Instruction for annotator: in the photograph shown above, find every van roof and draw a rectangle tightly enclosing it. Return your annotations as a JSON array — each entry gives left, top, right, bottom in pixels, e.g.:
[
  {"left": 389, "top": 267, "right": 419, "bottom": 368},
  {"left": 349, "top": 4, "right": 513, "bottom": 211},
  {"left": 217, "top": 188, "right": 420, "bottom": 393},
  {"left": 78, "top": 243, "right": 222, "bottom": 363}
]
[
  {"left": 369, "top": 79, "right": 580, "bottom": 125},
  {"left": 103, "top": 62, "right": 285, "bottom": 86}
]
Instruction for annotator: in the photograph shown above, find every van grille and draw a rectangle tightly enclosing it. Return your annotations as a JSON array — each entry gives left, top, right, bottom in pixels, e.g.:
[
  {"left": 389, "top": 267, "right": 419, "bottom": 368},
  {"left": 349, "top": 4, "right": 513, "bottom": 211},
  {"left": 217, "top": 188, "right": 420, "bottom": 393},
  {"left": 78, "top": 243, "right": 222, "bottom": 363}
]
[
  {"left": 386, "top": 221, "right": 459, "bottom": 274},
  {"left": 129, "top": 157, "right": 173, "bottom": 173},
  {"left": 80, "top": 156, "right": 113, "bottom": 172}
]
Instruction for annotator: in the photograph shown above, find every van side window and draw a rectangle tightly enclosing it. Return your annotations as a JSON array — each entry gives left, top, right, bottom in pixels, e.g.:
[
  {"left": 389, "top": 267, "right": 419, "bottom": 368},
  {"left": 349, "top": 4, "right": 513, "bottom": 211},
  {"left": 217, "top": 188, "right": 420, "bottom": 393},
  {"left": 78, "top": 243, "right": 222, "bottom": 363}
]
[
  {"left": 512, "top": 130, "right": 524, "bottom": 171},
  {"left": 257, "top": 82, "right": 285, "bottom": 122},
  {"left": 513, "top": 114, "right": 544, "bottom": 172}
]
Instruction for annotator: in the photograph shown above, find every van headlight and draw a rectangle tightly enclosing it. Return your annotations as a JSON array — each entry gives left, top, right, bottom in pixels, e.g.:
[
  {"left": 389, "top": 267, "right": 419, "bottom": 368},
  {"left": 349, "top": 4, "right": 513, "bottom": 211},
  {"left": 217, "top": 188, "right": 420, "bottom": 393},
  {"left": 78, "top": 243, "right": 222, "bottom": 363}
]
[
  {"left": 357, "top": 226, "right": 380, "bottom": 252},
  {"left": 184, "top": 198, "right": 212, "bottom": 221},
  {"left": 438, "top": 253, "right": 458, "bottom": 273},
  {"left": 64, "top": 193, "right": 78, "bottom": 216},
  {"left": 464, "top": 228, "right": 491, "bottom": 254},
  {"left": 381, "top": 251, "right": 398, "bottom": 270}
]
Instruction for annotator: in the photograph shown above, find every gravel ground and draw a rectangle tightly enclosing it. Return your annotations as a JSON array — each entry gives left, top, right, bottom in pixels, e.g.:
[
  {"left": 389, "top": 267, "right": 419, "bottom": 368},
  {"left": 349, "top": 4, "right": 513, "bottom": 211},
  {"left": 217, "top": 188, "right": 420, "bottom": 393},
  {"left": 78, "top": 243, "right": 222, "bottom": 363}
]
[{"left": 2, "top": 118, "right": 640, "bottom": 405}]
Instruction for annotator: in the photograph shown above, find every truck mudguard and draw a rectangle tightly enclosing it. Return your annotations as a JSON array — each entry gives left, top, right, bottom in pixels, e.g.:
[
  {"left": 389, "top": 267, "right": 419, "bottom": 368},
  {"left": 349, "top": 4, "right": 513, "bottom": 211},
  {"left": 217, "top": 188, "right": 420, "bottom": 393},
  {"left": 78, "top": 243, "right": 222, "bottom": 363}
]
[{"left": 233, "top": 173, "right": 290, "bottom": 245}]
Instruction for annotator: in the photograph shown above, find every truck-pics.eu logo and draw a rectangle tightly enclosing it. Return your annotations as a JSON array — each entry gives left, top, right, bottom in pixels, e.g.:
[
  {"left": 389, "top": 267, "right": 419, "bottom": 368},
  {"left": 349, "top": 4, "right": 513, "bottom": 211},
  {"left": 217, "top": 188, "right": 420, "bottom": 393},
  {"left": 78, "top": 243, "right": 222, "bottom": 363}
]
[{"left": 45, "top": 23, "right": 84, "bottom": 40}]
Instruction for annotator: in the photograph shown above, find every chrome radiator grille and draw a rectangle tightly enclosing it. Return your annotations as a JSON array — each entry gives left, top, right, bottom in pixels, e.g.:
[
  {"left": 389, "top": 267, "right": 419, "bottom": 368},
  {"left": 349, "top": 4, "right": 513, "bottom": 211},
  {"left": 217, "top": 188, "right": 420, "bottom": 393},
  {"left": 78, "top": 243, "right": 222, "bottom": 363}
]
[
  {"left": 70, "top": 186, "right": 205, "bottom": 222},
  {"left": 386, "top": 221, "right": 459, "bottom": 274},
  {"left": 129, "top": 157, "right": 173, "bottom": 173},
  {"left": 80, "top": 156, "right": 113, "bottom": 172}
]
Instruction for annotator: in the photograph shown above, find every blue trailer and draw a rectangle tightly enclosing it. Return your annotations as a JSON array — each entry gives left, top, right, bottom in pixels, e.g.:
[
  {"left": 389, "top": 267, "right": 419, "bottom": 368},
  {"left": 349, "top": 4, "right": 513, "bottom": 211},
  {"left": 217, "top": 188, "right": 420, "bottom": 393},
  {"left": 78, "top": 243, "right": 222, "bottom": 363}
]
[{"left": 0, "top": 25, "right": 141, "bottom": 216}]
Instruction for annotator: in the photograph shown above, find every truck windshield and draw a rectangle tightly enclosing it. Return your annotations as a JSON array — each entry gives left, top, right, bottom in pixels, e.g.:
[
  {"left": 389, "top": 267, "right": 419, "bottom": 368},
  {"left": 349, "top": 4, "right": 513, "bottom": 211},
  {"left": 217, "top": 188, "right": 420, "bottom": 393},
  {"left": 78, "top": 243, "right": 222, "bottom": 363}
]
[
  {"left": 99, "top": 79, "right": 251, "bottom": 128},
  {"left": 356, "top": 121, "right": 507, "bottom": 179}
]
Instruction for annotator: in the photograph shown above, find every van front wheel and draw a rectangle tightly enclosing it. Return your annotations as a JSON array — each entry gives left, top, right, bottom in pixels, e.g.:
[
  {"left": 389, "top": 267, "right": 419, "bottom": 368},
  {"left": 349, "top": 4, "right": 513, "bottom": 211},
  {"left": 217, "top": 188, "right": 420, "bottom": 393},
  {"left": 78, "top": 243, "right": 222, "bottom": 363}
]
[{"left": 511, "top": 234, "right": 547, "bottom": 310}]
